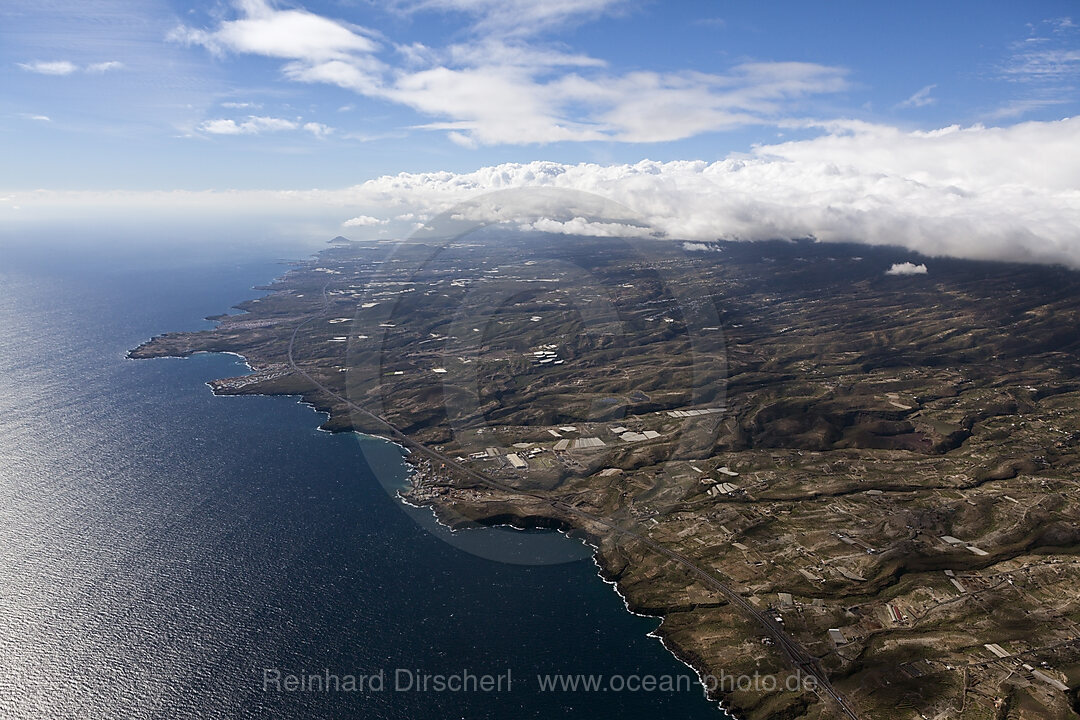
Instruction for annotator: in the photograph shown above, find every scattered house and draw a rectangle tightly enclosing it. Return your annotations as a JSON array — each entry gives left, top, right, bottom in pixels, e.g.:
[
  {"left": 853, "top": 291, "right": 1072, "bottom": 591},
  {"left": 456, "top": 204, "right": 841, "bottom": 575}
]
[
  {"left": 967, "top": 545, "right": 989, "bottom": 556},
  {"left": 547, "top": 429, "right": 562, "bottom": 438},
  {"left": 642, "top": 430, "right": 660, "bottom": 439},
  {"left": 899, "top": 661, "right": 930, "bottom": 678},
  {"left": 529, "top": 348, "right": 558, "bottom": 364},
  {"left": 572, "top": 437, "right": 606, "bottom": 449},
  {"left": 941, "top": 536, "right": 965, "bottom": 545},
  {"left": 828, "top": 629, "right": 847, "bottom": 646},
  {"left": 799, "top": 569, "right": 824, "bottom": 582},
  {"left": 486, "top": 447, "right": 500, "bottom": 457},
  {"left": 1032, "top": 669, "right": 1069, "bottom": 692},
  {"left": 716, "top": 482, "right": 739, "bottom": 495},
  {"left": 432, "top": 368, "right": 447, "bottom": 373},
  {"left": 506, "top": 453, "right": 527, "bottom": 469},
  {"left": 553, "top": 439, "right": 570, "bottom": 451},
  {"left": 620, "top": 431, "right": 648, "bottom": 442},
  {"left": 559, "top": 426, "right": 577, "bottom": 433},
  {"left": 778, "top": 592, "right": 794, "bottom": 609},
  {"left": 865, "top": 489, "right": 884, "bottom": 496},
  {"left": 666, "top": 408, "right": 724, "bottom": 418},
  {"left": 887, "top": 604, "right": 905, "bottom": 623},
  {"left": 984, "top": 643, "right": 1010, "bottom": 659},
  {"left": 731, "top": 541, "right": 750, "bottom": 551},
  {"left": 950, "top": 578, "right": 968, "bottom": 593},
  {"left": 836, "top": 568, "right": 866, "bottom": 582},
  {"left": 610, "top": 426, "right": 629, "bottom": 434},
  {"left": 718, "top": 466, "right": 739, "bottom": 477}
]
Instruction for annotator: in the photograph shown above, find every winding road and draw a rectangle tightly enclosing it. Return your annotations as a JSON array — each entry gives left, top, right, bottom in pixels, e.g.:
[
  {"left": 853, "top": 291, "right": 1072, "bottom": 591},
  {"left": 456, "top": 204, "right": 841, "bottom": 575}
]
[{"left": 286, "top": 281, "right": 860, "bottom": 720}]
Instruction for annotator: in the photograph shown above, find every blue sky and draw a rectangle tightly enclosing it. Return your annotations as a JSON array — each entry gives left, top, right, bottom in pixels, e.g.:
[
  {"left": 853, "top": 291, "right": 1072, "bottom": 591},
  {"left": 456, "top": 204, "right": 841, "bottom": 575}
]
[{"left": 3, "top": 0, "right": 1078, "bottom": 190}]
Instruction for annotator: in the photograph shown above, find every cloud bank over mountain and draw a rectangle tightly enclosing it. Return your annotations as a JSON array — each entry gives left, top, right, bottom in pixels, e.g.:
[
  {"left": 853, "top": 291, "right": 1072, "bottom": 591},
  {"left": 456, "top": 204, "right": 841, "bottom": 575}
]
[
  {"left": 349, "top": 117, "right": 1080, "bottom": 267},
  {"left": 4, "top": 117, "right": 1078, "bottom": 268}
]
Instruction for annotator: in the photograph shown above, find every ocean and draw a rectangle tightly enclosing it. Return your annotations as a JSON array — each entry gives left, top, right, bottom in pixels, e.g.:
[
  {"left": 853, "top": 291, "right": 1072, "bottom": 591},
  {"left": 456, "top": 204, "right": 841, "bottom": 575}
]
[{"left": 0, "top": 236, "right": 726, "bottom": 719}]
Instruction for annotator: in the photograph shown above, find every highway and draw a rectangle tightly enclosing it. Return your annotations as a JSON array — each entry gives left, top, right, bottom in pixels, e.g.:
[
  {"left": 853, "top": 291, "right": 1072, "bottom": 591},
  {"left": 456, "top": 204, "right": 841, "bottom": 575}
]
[{"left": 286, "top": 282, "right": 860, "bottom": 720}]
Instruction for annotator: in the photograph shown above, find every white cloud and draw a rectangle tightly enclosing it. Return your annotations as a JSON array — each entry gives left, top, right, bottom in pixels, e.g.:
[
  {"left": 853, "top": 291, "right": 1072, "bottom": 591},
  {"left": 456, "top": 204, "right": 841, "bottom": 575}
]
[
  {"left": 390, "top": 0, "right": 626, "bottom": 37},
  {"left": 443, "top": 39, "right": 606, "bottom": 69},
  {"left": 200, "top": 116, "right": 300, "bottom": 134},
  {"left": 19, "top": 113, "right": 53, "bottom": 122},
  {"left": 198, "top": 115, "right": 334, "bottom": 137},
  {"left": 168, "top": 0, "right": 378, "bottom": 62},
  {"left": 987, "top": 22, "right": 1078, "bottom": 121},
  {"left": 282, "top": 58, "right": 383, "bottom": 95},
  {"left": 574, "top": 63, "right": 849, "bottom": 143},
  {"left": 1003, "top": 47, "right": 1080, "bottom": 82},
  {"left": 343, "top": 215, "right": 387, "bottom": 226},
  {"left": 86, "top": 61, "right": 124, "bottom": 73},
  {"left": 17, "top": 60, "right": 123, "bottom": 75},
  {"left": 521, "top": 216, "right": 656, "bottom": 238},
  {"left": 303, "top": 121, "right": 334, "bottom": 138},
  {"left": 1000, "top": 20, "right": 1080, "bottom": 86},
  {"left": 387, "top": 65, "right": 612, "bottom": 144},
  {"left": 17, "top": 60, "right": 78, "bottom": 75},
  {"left": 886, "top": 262, "right": 928, "bottom": 275},
  {"left": 898, "top": 84, "right": 936, "bottom": 108},
  {"left": 987, "top": 97, "right": 1069, "bottom": 119},
  {"left": 1051, "top": 17, "right": 1076, "bottom": 32},
  {"left": 170, "top": 1, "right": 849, "bottom": 146},
  {"left": 293, "top": 60, "right": 847, "bottom": 145}
]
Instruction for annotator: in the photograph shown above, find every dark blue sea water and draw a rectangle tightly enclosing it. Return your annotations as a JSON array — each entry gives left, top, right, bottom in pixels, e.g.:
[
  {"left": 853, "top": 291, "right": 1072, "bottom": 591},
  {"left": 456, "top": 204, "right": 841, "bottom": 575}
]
[{"left": 0, "top": 237, "right": 727, "bottom": 719}]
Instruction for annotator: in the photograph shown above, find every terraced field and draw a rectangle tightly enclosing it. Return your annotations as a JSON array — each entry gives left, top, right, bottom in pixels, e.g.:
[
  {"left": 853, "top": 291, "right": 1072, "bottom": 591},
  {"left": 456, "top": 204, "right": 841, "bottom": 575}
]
[{"left": 133, "top": 232, "right": 1080, "bottom": 719}]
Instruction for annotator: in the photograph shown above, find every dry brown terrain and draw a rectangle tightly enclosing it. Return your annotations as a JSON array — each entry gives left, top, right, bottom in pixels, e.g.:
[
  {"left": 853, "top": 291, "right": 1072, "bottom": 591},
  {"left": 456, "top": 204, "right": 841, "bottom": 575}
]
[{"left": 133, "top": 233, "right": 1080, "bottom": 719}]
